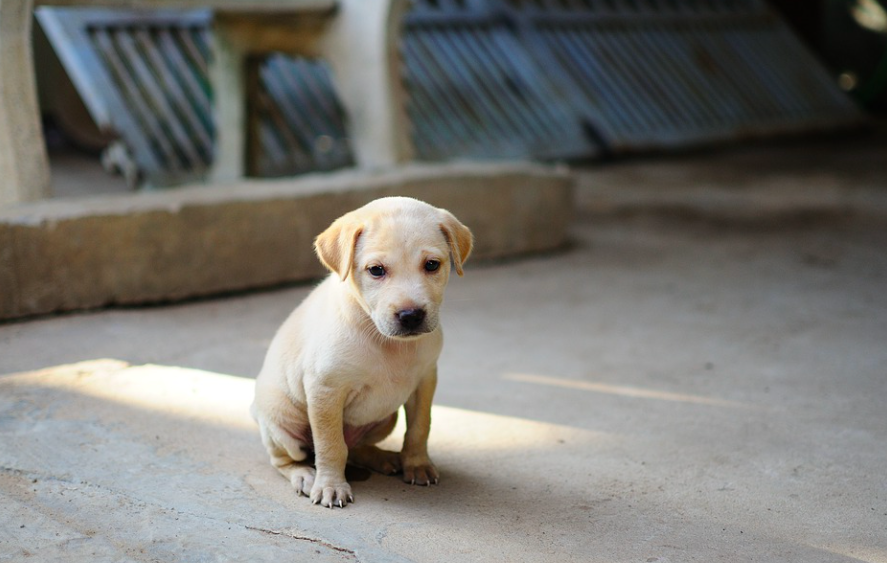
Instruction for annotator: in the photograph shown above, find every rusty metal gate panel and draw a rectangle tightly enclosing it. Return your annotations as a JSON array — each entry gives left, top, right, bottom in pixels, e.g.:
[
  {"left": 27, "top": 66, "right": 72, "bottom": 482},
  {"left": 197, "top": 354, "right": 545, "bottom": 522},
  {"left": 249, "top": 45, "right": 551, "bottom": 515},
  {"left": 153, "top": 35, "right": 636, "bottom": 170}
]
[
  {"left": 37, "top": 9, "right": 211, "bottom": 186},
  {"left": 402, "top": 2, "right": 602, "bottom": 160},
  {"left": 36, "top": 8, "right": 352, "bottom": 187},
  {"left": 403, "top": 0, "right": 864, "bottom": 160},
  {"left": 39, "top": 3, "right": 864, "bottom": 185},
  {"left": 250, "top": 55, "right": 354, "bottom": 177}
]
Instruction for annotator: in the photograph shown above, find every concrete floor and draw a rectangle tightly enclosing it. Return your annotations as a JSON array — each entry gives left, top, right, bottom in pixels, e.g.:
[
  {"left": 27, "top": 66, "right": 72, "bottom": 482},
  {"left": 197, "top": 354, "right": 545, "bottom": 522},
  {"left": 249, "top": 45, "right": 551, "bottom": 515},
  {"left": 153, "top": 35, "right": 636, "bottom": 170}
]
[{"left": 2, "top": 131, "right": 887, "bottom": 562}]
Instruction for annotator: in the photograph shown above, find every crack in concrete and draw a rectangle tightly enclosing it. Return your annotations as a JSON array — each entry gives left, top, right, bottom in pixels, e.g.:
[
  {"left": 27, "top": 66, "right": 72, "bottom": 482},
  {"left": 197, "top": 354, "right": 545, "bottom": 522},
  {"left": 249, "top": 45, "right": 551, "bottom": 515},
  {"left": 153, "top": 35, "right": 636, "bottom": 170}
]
[{"left": 245, "top": 525, "right": 357, "bottom": 559}]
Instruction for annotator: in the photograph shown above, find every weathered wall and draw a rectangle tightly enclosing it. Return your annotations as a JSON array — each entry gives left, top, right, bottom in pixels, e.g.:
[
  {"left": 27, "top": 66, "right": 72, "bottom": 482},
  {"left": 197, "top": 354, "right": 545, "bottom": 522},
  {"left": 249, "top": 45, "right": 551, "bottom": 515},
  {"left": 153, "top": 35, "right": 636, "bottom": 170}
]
[
  {"left": 0, "top": 0, "right": 52, "bottom": 204},
  {"left": 0, "top": 162, "right": 573, "bottom": 320}
]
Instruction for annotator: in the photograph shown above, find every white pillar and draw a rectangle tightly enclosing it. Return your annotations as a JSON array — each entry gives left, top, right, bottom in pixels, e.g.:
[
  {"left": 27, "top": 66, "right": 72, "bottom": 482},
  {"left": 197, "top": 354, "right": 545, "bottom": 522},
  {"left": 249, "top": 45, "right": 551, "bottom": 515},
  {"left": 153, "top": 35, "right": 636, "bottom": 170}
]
[
  {"left": 0, "top": 0, "right": 51, "bottom": 205},
  {"left": 208, "top": 18, "right": 247, "bottom": 183},
  {"left": 320, "top": 0, "right": 413, "bottom": 169}
]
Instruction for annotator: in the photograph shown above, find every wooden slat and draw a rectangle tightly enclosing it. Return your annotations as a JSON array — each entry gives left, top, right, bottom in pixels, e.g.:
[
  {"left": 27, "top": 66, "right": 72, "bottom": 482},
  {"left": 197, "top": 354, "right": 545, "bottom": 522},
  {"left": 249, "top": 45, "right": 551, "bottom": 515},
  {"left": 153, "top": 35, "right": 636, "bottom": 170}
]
[
  {"left": 155, "top": 28, "right": 213, "bottom": 136},
  {"left": 135, "top": 29, "right": 213, "bottom": 160},
  {"left": 91, "top": 27, "right": 183, "bottom": 172},
  {"left": 113, "top": 29, "right": 204, "bottom": 168},
  {"left": 35, "top": 0, "right": 336, "bottom": 13}
]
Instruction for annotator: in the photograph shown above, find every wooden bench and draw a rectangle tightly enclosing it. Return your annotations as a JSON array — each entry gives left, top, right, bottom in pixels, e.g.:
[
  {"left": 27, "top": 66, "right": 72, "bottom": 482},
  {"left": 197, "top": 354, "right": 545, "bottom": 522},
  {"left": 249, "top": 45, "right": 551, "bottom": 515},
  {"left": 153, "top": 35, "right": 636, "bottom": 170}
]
[{"left": 0, "top": 0, "right": 412, "bottom": 205}]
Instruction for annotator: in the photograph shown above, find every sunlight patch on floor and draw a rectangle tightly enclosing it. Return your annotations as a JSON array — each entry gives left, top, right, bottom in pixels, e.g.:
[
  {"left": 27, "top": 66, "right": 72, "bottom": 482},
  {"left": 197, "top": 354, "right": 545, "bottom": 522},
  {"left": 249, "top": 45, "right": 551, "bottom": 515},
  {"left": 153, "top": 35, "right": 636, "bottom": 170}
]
[
  {"left": 5, "top": 359, "right": 256, "bottom": 432},
  {"left": 503, "top": 372, "right": 750, "bottom": 408},
  {"left": 3, "top": 360, "right": 613, "bottom": 456},
  {"left": 815, "top": 543, "right": 887, "bottom": 563},
  {"left": 382, "top": 403, "right": 613, "bottom": 455}
]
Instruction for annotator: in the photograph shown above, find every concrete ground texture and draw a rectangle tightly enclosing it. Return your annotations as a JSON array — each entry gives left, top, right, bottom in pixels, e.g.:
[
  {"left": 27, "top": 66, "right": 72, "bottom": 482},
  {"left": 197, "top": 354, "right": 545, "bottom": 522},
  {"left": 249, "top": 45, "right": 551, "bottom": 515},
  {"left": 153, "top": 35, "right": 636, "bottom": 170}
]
[{"left": 2, "top": 130, "right": 887, "bottom": 562}]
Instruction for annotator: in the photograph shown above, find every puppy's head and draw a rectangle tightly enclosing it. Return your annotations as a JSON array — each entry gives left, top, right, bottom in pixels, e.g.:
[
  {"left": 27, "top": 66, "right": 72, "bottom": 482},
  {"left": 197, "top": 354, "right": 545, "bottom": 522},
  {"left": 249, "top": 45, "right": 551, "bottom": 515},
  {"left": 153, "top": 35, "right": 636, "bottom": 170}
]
[{"left": 315, "top": 197, "right": 472, "bottom": 339}]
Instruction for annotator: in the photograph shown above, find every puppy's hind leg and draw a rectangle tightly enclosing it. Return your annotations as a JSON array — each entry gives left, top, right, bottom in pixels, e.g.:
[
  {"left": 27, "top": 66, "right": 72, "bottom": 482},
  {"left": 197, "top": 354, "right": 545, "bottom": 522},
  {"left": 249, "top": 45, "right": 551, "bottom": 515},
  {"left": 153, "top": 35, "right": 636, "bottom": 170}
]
[
  {"left": 259, "top": 421, "right": 315, "bottom": 496},
  {"left": 348, "top": 412, "right": 402, "bottom": 476}
]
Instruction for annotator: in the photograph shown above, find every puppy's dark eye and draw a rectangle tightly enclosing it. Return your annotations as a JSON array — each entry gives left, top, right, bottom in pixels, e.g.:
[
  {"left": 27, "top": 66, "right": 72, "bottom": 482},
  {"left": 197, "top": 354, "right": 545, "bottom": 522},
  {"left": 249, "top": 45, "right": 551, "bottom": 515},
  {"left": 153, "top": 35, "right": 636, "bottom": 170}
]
[
  {"left": 424, "top": 260, "right": 441, "bottom": 273},
  {"left": 368, "top": 265, "right": 386, "bottom": 278}
]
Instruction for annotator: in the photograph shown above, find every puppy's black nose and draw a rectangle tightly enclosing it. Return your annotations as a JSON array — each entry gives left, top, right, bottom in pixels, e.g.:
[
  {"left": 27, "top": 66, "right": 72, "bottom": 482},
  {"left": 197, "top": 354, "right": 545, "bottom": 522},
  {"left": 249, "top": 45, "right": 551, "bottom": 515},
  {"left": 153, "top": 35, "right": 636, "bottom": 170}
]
[{"left": 397, "top": 308, "right": 426, "bottom": 331}]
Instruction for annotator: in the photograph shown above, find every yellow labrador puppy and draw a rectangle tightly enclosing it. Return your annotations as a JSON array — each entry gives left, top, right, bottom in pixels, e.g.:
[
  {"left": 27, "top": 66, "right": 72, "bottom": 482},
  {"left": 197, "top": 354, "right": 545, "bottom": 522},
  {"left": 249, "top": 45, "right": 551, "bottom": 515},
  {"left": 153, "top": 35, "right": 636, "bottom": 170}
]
[{"left": 251, "top": 197, "right": 472, "bottom": 508}]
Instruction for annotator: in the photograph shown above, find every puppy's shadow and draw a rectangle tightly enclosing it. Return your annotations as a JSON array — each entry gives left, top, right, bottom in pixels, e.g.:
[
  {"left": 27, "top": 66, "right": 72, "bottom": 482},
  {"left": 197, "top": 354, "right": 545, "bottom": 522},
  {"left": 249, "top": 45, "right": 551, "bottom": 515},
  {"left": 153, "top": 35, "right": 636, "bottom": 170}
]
[
  {"left": 354, "top": 461, "right": 533, "bottom": 512},
  {"left": 345, "top": 464, "right": 374, "bottom": 482}
]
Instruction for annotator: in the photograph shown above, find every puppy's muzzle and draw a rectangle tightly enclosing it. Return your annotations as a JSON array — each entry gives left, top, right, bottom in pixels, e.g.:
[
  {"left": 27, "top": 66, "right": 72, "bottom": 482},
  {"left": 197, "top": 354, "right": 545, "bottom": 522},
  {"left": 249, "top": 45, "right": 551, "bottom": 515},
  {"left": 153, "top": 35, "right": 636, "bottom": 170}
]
[{"left": 397, "top": 308, "right": 427, "bottom": 334}]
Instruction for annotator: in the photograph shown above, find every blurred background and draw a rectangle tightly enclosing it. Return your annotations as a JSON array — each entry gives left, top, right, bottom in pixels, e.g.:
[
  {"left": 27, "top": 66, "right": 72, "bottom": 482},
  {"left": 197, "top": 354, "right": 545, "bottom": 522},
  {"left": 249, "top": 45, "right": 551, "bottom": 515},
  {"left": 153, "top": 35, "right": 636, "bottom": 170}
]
[{"left": 30, "top": 0, "right": 886, "bottom": 198}]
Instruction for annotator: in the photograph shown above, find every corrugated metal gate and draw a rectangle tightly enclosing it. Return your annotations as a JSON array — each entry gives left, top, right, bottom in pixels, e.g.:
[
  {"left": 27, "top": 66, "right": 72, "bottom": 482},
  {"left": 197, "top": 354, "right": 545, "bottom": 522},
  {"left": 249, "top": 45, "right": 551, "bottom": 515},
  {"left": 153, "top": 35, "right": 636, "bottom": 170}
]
[
  {"left": 38, "top": 2, "right": 862, "bottom": 187},
  {"left": 37, "top": 8, "right": 352, "bottom": 186},
  {"left": 403, "top": 0, "right": 863, "bottom": 160},
  {"left": 249, "top": 55, "right": 353, "bottom": 177},
  {"left": 403, "top": 1, "right": 602, "bottom": 160}
]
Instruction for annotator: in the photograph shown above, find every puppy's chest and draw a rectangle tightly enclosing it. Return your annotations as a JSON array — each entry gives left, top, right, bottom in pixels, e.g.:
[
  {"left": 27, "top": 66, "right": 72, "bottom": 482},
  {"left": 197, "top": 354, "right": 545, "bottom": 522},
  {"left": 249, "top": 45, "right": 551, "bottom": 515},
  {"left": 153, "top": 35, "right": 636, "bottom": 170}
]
[{"left": 342, "top": 355, "right": 427, "bottom": 424}]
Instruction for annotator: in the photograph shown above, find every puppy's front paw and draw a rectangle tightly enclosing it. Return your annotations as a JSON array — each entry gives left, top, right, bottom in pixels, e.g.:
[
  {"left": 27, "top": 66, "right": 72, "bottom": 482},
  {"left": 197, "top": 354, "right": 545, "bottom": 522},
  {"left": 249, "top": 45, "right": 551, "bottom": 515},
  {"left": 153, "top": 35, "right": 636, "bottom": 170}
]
[
  {"left": 286, "top": 465, "right": 316, "bottom": 497},
  {"left": 401, "top": 455, "right": 439, "bottom": 486},
  {"left": 273, "top": 462, "right": 316, "bottom": 497},
  {"left": 310, "top": 476, "right": 354, "bottom": 508}
]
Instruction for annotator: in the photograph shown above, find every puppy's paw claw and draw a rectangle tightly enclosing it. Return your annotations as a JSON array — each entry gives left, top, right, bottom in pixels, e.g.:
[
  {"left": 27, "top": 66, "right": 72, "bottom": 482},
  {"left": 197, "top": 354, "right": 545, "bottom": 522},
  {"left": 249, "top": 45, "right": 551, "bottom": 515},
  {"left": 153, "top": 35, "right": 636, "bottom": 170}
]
[
  {"left": 401, "top": 457, "right": 439, "bottom": 487},
  {"left": 283, "top": 465, "right": 315, "bottom": 497},
  {"left": 310, "top": 480, "right": 354, "bottom": 509}
]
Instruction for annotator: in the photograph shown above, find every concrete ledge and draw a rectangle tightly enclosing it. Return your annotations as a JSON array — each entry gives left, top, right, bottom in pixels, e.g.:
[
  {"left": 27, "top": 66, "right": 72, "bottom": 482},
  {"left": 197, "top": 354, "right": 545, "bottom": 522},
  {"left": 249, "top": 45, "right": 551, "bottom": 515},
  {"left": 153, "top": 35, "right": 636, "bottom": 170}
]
[{"left": 0, "top": 162, "right": 573, "bottom": 320}]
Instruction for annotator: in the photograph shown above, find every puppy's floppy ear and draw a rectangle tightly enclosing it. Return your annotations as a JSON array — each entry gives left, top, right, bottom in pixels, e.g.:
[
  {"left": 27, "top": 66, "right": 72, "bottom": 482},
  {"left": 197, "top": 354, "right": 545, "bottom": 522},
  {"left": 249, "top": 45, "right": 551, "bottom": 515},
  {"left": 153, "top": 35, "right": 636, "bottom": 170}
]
[
  {"left": 439, "top": 210, "right": 473, "bottom": 277},
  {"left": 314, "top": 215, "right": 363, "bottom": 281}
]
